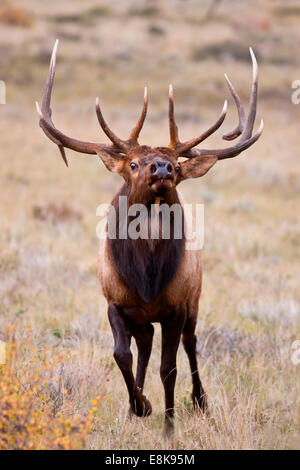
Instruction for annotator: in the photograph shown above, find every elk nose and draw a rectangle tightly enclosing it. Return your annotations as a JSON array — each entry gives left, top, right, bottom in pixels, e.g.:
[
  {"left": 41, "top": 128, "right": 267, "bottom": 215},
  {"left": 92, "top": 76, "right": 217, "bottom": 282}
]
[{"left": 150, "top": 159, "right": 173, "bottom": 179}]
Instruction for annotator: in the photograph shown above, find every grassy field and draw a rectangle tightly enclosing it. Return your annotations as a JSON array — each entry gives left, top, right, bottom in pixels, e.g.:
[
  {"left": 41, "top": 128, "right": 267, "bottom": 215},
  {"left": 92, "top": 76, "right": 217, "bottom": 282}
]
[{"left": 0, "top": 0, "right": 300, "bottom": 449}]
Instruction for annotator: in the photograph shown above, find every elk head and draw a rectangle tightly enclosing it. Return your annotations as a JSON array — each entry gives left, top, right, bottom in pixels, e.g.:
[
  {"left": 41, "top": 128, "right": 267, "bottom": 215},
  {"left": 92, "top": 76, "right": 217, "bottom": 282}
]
[{"left": 36, "top": 40, "right": 263, "bottom": 206}]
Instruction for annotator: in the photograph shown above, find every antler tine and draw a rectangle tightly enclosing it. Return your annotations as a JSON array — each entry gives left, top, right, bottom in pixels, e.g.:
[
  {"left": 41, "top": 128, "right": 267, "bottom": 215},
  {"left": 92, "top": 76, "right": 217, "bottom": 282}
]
[
  {"left": 219, "top": 119, "right": 263, "bottom": 159},
  {"left": 222, "top": 73, "right": 246, "bottom": 141},
  {"left": 129, "top": 87, "right": 148, "bottom": 144},
  {"left": 242, "top": 47, "right": 258, "bottom": 140},
  {"left": 36, "top": 100, "right": 69, "bottom": 166},
  {"left": 177, "top": 100, "right": 228, "bottom": 153},
  {"left": 168, "top": 84, "right": 228, "bottom": 153},
  {"left": 95, "top": 97, "right": 129, "bottom": 152},
  {"left": 169, "top": 84, "right": 179, "bottom": 149},
  {"left": 37, "top": 39, "right": 71, "bottom": 166},
  {"left": 223, "top": 47, "right": 257, "bottom": 142},
  {"left": 180, "top": 47, "right": 263, "bottom": 161},
  {"left": 183, "top": 118, "right": 263, "bottom": 160},
  {"left": 41, "top": 38, "right": 58, "bottom": 119},
  {"left": 36, "top": 40, "right": 111, "bottom": 166}
]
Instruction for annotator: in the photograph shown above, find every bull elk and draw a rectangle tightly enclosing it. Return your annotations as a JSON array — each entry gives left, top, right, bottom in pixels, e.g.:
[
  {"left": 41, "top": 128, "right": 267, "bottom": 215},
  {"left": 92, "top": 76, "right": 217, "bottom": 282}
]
[{"left": 36, "top": 40, "right": 263, "bottom": 434}]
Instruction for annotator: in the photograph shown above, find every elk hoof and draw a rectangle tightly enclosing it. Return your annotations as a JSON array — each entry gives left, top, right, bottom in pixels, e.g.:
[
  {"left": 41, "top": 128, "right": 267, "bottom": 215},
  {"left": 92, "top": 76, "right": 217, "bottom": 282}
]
[
  {"left": 130, "top": 394, "right": 152, "bottom": 417},
  {"left": 163, "top": 417, "right": 174, "bottom": 437}
]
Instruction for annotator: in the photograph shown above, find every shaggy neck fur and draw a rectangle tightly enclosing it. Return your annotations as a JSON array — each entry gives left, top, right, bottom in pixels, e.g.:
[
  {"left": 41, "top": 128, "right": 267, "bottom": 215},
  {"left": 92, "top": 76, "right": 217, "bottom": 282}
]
[{"left": 108, "top": 184, "right": 185, "bottom": 303}]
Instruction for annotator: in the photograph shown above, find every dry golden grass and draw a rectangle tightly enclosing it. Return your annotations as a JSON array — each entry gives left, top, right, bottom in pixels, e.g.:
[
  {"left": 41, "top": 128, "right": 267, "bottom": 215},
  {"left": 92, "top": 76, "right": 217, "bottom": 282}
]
[{"left": 0, "top": 0, "right": 300, "bottom": 449}]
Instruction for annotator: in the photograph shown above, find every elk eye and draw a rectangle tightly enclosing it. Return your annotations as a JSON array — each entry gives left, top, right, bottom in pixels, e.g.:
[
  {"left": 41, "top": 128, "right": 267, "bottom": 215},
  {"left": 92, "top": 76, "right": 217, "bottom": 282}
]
[
  {"left": 175, "top": 166, "right": 180, "bottom": 173},
  {"left": 130, "top": 162, "right": 137, "bottom": 170}
]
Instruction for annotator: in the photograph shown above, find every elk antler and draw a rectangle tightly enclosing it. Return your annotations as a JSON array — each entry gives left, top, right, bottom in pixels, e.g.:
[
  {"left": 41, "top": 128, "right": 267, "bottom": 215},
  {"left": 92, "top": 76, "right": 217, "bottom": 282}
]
[
  {"left": 95, "top": 87, "right": 148, "bottom": 152},
  {"left": 168, "top": 47, "right": 263, "bottom": 160},
  {"left": 36, "top": 40, "right": 148, "bottom": 166},
  {"left": 169, "top": 85, "right": 228, "bottom": 153}
]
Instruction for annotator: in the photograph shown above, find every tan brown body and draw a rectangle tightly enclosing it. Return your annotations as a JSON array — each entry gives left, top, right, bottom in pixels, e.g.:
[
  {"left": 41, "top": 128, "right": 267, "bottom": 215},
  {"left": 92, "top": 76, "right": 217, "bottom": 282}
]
[{"left": 98, "top": 196, "right": 202, "bottom": 325}]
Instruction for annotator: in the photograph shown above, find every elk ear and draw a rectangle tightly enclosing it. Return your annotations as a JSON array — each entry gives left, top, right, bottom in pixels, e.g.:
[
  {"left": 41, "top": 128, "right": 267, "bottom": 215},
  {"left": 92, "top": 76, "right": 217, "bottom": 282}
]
[
  {"left": 95, "top": 149, "right": 126, "bottom": 174},
  {"left": 178, "top": 155, "right": 218, "bottom": 182}
]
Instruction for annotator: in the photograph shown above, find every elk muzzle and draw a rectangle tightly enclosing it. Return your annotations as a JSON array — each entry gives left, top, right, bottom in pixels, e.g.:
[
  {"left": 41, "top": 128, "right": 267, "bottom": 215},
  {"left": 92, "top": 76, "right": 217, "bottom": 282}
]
[{"left": 149, "top": 158, "right": 174, "bottom": 194}]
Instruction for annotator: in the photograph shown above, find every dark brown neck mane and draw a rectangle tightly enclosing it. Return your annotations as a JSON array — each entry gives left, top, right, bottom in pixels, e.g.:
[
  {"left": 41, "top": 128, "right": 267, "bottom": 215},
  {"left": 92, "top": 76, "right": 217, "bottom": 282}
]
[{"left": 108, "top": 184, "right": 185, "bottom": 303}]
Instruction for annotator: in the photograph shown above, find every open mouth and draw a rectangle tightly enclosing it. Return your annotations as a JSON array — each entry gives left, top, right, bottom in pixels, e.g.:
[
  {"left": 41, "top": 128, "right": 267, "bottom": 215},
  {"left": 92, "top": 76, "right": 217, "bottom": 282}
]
[{"left": 149, "top": 178, "right": 173, "bottom": 192}]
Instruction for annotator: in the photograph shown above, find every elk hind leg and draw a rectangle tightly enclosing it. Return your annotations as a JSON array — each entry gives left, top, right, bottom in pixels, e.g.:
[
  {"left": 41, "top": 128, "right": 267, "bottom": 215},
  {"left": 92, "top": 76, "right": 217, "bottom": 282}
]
[
  {"left": 160, "top": 308, "right": 186, "bottom": 436},
  {"left": 182, "top": 315, "right": 208, "bottom": 413}
]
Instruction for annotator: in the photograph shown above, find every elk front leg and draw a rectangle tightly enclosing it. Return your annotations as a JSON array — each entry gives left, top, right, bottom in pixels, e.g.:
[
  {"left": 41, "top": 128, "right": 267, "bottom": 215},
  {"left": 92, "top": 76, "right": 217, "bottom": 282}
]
[
  {"left": 108, "top": 303, "right": 152, "bottom": 417},
  {"left": 160, "top": 308, "right": 186, "bottom": 436},
  {"left": 132, "top": 323, "right": 154, "bottom": 391}
]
